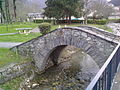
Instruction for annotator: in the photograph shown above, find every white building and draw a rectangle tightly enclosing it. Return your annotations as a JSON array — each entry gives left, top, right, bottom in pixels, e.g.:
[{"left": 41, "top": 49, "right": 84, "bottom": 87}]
[{"left": 27, "top": 13, "right": 43, "bottom": 21}]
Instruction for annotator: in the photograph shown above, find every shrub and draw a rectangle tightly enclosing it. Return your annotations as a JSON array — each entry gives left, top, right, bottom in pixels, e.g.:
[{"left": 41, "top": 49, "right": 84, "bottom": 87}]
[
  {"left": 58, "top": 20, "right": 84, "bottom": 24},
  {"left": 38, "top": 23, "right": 51, "bottom": 35},
  {"left": 108, "top": 19, "right": 120, "bottom": 23}
]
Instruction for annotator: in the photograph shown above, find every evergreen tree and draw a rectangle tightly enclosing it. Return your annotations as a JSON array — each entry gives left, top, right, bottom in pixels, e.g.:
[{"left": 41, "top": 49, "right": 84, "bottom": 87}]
[{"left": 44, "top": 0, "right": 83, "bottom": 24}]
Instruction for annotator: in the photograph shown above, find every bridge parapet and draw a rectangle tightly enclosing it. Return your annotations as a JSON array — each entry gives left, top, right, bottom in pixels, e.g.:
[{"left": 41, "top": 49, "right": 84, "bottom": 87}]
[{"left": 71, "top": 26, "right": 120, "bottom": 44}]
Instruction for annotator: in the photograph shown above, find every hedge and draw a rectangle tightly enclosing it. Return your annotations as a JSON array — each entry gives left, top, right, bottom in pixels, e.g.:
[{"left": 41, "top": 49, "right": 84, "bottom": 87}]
[
  {"left": 33, "top": 19, "right": 52, "bottom": 23},
  {"left": 58, "top": 20, "right": 84, "bottom": 24},
  {"left": 34, "top": 19, "right": 120, "bottom": 25},
  {"left": 58, "top": 20, "right": 108, "bottom": 24},
  {"left": 87, "top": 19, "right": 108, "bottom": 25}
]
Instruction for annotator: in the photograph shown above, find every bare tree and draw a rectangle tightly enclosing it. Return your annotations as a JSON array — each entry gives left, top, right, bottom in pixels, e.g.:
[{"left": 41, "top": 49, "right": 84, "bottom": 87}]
[
  {"left": 90, "top": 0, "right": 114, "bottom": 20},
  {"left": 15, "top": 0, "right": 42, "bottom": 20},
  {"left": 82, "top": 0, "right": 115, "bottom": 24},
  {"left": 82, "top": 0, "right": 93, "bottom": 24},
  {"left": 101, "top": 4, "right": 114, "bottom": 19}
]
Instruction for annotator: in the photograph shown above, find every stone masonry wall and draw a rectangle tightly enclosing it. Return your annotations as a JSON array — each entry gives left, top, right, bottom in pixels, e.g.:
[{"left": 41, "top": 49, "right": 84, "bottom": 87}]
[
  {"left": 0, "top": 62, "right": 31, "bottom": 84},
  {"left": 11, "top": 26, "right": 118, "bottom": 71}
]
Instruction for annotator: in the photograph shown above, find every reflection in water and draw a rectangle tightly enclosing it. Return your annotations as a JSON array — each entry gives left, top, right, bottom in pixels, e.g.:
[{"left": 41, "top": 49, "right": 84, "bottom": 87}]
[{"left": 20, "top": 46, "right": 99, "bottom": 90}]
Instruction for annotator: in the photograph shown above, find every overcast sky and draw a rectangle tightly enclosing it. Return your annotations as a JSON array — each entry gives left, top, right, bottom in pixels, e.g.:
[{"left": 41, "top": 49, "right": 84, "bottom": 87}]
[
  {"left": 107, "top": 0, "right": 111, "bottom": 2},
  {"left": 34, "top": 0, "right": 113, "bottom": 9}
]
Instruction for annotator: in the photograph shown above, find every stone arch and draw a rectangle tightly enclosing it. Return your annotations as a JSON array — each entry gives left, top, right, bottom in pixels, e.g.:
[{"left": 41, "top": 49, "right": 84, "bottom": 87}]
[
  {"left": 12, "top": 27, "right": 116, "bottom": 72},
  {"left": 33, "top": 28, "right": 115, "bottom": 71},
  {"left": 34, "top": 43, "right": 101, "bottom": 71}
]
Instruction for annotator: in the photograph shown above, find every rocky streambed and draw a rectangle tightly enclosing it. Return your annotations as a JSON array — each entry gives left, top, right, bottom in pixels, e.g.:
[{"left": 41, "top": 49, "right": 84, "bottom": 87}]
[{"left": 19, "top": 46, "right": 99, "bottom": 90}]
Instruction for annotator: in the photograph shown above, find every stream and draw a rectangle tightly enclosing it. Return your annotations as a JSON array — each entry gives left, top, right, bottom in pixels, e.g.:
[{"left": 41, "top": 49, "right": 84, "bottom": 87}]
[{"left": 20, "top": 46, "right": 99, "bottom": 90}]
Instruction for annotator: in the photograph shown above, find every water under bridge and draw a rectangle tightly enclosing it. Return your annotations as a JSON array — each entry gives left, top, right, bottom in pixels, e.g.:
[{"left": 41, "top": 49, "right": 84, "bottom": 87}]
[{"left": 11, "top": 26, "right": 120, "bottom": 90}]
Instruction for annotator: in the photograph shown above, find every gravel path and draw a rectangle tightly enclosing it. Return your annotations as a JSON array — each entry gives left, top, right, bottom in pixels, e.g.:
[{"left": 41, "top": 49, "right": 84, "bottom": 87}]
[
  {"left": 0, "top": 27, "right": 36, "bottom": 48},
  {"left": 30, "top": 27, "right": 39, "bottom": 33},
  {"left": 0, "top": 42, "right": 23, "bottom": 48},
  {"left": 0, "top": 33, "right": 18, "bottom": 36}
]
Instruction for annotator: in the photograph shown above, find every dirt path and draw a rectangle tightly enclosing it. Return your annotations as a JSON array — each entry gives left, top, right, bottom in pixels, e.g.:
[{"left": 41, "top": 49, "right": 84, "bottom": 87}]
[{"left": 0, "top": 42, "right": 23, "bottom": 48}]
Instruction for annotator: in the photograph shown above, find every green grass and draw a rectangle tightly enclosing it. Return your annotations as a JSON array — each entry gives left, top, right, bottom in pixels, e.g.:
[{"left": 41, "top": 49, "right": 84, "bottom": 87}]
[
  {"left": 49, "top": 24, "right": 80, "bottom": 30},
  {"left": 0, "top": 77, "right": 23, "bottom": 90},
  {"left": 0, "top": 22, "right": 112, "bottom": 34},
  {"left": 0, "top": 23, "right": 81, "bottom": 34},
  {"left": 0, "top": 48, "right": 30, "bottom": 68},
  {"left": 52, "top": 24, "right": 112, "bottom": 32},
  {"left": 0, "top": 33, "right": 41, "bottom": 42},
  {"left": 0, "top": 23, "right": 112, "bottom": 42},
  {"left": 88, "top": 24, "right": 112, "bottom": 32},
  {"left": 0, "top": 22, "right": 38, "bottom": 34},
  {"left": 0, "top": 23, "right": 81, "bottom": 42}
]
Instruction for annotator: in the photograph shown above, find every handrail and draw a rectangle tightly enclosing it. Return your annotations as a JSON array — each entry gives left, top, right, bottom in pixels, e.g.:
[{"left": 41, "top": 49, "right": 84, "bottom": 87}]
[{"left": 86, "top": 43, "right": 120, "bottom": 90}]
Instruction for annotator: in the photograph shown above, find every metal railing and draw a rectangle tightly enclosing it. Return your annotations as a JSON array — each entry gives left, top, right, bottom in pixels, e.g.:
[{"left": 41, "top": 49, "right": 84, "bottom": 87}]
[{"left": 86, "top": 43, "right": 120, "bottom": 90}]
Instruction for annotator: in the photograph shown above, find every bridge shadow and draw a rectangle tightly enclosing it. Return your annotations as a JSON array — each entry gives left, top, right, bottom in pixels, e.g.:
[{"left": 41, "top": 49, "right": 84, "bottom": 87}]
[{"left": 43, "top": 45, "right": 100, "bottom": 76}]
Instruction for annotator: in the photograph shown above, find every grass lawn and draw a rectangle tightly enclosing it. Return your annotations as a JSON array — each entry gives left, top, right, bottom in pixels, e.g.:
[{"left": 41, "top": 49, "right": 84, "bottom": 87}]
[
  {"left": 0, "top": 48, "right": 30, "bottom": 90},
  {"left": 89, "top": 24, "right": 112, "bottom": 32},
  {"left": 0, "top": 33, "right": 41, "bottom": 42},
  {"left": 0, "top": 22, "right": 38, "bottom": 34},
  {"left": 0, "top": 48, "right": 30, "bottom": 68},
  {"left": 0, "top": 23, "right": 112, "bottom": 42},
  {"left": 0, "top": 77, "right": 24, "bottom": 90},
  {"left": 51, "top": 24, "right": 81, "bottom": 30},
  {"left": 0, "top": 23, "right": 80, "bottom": 34},
  {"left": 0, "top": 23, "right": 81, "bottom": 42}
]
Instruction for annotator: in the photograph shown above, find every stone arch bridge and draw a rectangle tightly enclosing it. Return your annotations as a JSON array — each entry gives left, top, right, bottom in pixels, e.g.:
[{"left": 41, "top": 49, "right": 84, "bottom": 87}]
[{"left": 11, "top": 26, "right": 120, "bottom": 71}]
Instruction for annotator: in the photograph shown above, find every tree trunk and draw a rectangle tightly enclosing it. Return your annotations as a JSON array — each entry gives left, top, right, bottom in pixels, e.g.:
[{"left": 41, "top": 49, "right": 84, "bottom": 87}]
[
  {"left": 13, "top": 0, "right": 17, "bottom": 18},
  {"left": 66, "top": 15, "right": 69, "bottom": 24},
  {"left": 84, "top": 16, "right": 88, "bottom": 24},
  {"left": 93, "top": 16, "right": 96, "bottom": 24},
  {"left": 84, "top": 19, "right": 87, "bottom": 24},
  {"left": 68, "top": 15, "right": 71, "bottom": 24},
  {"left": 0, "top": 7, "right": 5, "bottom": 23},
  {"left": 5, "top": 0, "right": 11, "bottom": 24}
]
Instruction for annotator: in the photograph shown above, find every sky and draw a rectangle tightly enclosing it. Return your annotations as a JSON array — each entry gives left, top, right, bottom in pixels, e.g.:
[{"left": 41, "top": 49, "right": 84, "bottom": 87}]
[
  {"left": 107, "top": 0, "right": 111, "bottom": 2},
  {"left": 32, "top": 0, "right": 113, "bottom": 8}
]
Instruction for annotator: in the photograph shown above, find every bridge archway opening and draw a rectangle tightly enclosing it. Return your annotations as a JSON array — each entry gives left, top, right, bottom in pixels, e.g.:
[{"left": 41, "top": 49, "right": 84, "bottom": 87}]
[{"left": 43, "top": 45, "right": 100, "bottom": 76}]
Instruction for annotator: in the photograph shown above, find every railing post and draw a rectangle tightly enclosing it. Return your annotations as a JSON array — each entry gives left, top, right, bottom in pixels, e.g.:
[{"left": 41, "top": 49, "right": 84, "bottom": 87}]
[
  {"left": 107, "top": 62, "right": 112, "bottom": 90},
  {"left": 93, "top": 82, "right": 98, "bottom": 90},
  {"left": 104, "top": 69, "right": 107, "bottom": 90}
]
